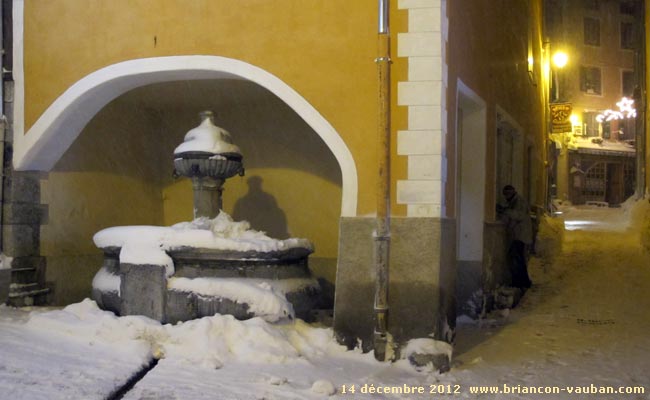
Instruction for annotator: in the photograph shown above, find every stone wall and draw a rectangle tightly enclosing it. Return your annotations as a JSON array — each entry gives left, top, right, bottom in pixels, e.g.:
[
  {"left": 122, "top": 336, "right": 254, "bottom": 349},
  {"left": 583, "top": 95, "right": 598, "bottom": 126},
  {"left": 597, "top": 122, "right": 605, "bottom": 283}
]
[
  {"left": 2, "top": 82, "right": 49, "bottom": 306},
  {"left": 482, "top": 221, "right": 509, "bottom": 294},
  {"left": 333, "top": 217, "right": 456, "bottom": 352}
]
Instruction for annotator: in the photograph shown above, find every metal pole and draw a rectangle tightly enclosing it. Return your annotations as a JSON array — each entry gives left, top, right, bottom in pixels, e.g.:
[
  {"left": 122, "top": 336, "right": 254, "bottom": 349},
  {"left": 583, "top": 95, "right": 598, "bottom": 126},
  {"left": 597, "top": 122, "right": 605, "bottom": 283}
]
[
  {"left": 543, "top": 40, "right": 551, "bottom": 212},
  {"left": 373, "top": 0, "right": 391, "bottom": 362},
  {"left": 0, "top": 0, "right": 5, "bottom": 253}
]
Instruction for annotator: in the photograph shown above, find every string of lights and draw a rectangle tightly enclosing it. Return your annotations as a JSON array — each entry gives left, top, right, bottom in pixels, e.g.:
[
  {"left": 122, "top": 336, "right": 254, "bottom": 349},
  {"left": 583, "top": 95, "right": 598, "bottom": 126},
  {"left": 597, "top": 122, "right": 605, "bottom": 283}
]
[{"left": 595, "top": 97, "right": 637, "bottom": 122}]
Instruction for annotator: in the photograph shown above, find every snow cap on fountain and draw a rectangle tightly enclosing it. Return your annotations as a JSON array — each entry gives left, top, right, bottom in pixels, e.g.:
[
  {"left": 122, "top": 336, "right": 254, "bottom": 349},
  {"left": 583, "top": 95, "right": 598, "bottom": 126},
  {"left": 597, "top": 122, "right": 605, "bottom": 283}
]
[{"left": 174, "top": 111, "right": 241, "bottom": 156}]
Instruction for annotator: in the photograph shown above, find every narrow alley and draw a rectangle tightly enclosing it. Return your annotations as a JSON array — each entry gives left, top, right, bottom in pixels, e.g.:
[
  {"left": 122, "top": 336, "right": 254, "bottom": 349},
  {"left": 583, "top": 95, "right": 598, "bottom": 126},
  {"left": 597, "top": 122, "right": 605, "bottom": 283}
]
[{"left": 452, "top": 203, "right": 650, "bottom": 398}]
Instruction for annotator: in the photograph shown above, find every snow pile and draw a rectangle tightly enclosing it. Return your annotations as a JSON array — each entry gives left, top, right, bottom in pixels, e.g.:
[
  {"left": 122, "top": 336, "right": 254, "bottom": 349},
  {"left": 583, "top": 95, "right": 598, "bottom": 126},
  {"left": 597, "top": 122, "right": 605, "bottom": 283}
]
[
  {"left": 569, "top": 136, "right": 635, "bottom": 154},
  {"left": 172, "top": 213, "right": 265, "bottom": 239},
  {"left": 5, "top": 302, "right": 413, "bottom": 400},
  {"left": 24, "top": 299, "right": 348, "bottom": 371},
  {"left": 0, "top": 305, "right": 154, "bottom": 400},
  {"left": 311, "top": 379, "right": 336, "bottom": 395},
  {"left": 93, "top": 211, "right": 313, "bottom": 277},
  {"left": 402, "top": 338, "right": 453, "bottom": 362},
  {"left": 26, "top": 299, "right": 161, "bottom": 349},
  {"left": 627, "top": 197, "right": 650, "bottom": 251},
  {"left": 280, "top": 319, "right": 349, "bottom": 359},
  {"left": 160, "top": 315, "right": 302, "bottom": 368},
  {"left": 534, "top": 215, "right": 564, "bottom": 263},
  {"left": 174, "top": 116, "right": 241, "bottom": 155},
  {"left": 168, "top": 277, "right": 295, "bottom": 322}
]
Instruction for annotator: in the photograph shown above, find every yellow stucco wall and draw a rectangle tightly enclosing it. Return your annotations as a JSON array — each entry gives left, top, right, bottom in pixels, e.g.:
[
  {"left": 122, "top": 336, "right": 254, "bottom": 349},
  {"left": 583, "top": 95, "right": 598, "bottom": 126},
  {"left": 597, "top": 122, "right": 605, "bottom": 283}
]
[
  {"left": 23, "top": 0, "right": 409, "bottom": 217},
  {"left": 446, "top": 0, "right": 547, "bottom": 218},
  {"left": 40, "top": 98, "right": 168, "bottom": 305},
  {"left": 41, "top": 172, "right": 164, "bottom": 304},
  {"left": 23, "top": 1, "right": 410, "bottom": 305}
]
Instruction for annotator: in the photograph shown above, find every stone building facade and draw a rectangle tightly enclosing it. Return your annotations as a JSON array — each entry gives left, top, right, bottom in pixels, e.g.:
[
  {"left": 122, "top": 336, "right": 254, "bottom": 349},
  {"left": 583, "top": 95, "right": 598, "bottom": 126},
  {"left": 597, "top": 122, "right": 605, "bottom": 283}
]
[{"left": 1, "top": 0, "right": 552, "bottom": 358}]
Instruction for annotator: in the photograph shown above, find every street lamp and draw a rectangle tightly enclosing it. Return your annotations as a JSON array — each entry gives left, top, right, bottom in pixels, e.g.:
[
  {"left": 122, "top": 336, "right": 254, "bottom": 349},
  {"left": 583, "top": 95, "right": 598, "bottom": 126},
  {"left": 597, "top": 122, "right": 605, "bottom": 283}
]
[
  {"left": 551, "top": 51, "right": 569, "bottom": 102},
  {"left": 546, "top": 49, "right": 570, "bottom": 210},
  {"left": 552, "top": 51, "right": 569, "bottom": 69}
]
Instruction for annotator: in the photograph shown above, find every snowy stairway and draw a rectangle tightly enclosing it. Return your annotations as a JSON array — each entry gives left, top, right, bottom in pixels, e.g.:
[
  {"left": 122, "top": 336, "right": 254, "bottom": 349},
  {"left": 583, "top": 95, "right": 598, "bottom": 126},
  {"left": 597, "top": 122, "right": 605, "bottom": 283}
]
[
  {"left": 8, "top": 265, "right": 50, "bottom": 307},
  {"left": 8, "top": 281, "right": 50, "bottom": 307}
]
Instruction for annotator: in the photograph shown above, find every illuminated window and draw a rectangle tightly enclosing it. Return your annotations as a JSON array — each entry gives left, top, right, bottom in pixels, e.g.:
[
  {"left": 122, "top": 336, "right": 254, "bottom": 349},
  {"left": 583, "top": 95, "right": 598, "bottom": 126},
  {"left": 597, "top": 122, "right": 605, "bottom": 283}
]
[
  {"left": 583, "top": 163, "right": 606, "bottom": 202},
  {"left": 580, "top": 66, "right": 602, "bottom": 95},
  {"left": 583, "top": 111, "right": 600, "bottom": 137}
]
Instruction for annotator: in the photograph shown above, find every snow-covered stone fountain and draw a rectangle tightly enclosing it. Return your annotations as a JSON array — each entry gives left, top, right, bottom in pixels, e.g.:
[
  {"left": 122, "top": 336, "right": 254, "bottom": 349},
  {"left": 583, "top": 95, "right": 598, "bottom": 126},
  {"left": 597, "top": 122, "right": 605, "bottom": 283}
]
[{"left": 91, "top": 112, "right": 319, "bottom": 323}]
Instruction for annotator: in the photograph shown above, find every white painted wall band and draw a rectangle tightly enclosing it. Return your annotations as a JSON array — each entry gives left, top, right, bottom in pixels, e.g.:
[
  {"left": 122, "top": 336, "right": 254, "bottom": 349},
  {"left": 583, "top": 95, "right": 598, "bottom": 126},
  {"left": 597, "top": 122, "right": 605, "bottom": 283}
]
[{"left": 397, "top": 0, "right": 445, "bottom": 217}]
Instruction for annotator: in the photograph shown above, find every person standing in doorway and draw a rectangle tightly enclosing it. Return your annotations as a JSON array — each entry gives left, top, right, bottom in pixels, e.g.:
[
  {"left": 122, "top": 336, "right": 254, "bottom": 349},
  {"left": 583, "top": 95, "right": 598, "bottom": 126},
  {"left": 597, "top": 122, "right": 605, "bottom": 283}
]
[{"left": 497, "top": 185, "right": 533, "bottom": 289}]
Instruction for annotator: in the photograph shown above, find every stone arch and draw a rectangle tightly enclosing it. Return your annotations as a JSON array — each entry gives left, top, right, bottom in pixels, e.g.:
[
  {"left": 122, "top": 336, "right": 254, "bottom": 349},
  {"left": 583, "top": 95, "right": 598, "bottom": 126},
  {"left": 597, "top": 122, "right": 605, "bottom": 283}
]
[{"left": 13, "top": 56, "right": 358, "bottom": 216}]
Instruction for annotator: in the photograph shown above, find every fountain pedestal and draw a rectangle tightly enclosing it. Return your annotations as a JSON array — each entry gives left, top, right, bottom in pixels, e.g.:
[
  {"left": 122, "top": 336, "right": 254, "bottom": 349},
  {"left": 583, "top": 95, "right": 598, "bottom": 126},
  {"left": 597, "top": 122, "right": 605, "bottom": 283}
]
[{"left": 191, "top": 177, "right": 223, "bottom": 218}]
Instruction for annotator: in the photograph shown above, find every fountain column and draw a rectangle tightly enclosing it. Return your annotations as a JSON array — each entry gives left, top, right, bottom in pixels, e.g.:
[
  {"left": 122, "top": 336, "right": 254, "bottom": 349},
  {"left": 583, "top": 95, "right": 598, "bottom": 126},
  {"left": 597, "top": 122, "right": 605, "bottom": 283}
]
[{"left": 192, "top": 177, "right": 224, "bottom": 218}]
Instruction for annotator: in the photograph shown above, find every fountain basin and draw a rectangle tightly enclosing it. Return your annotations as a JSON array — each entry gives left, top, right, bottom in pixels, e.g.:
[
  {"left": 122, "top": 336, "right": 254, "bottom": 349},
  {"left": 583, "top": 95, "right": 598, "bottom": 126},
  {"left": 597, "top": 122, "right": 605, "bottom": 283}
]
[{"left": 91, "top": 213, "right": 320, "bottom": 323}]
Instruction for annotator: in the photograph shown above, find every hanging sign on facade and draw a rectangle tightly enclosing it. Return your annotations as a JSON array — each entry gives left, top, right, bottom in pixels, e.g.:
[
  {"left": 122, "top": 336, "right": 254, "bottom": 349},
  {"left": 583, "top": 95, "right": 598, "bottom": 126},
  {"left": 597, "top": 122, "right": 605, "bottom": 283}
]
[{"left": 550, "top": 102, "right": 573, "bottom": 133}]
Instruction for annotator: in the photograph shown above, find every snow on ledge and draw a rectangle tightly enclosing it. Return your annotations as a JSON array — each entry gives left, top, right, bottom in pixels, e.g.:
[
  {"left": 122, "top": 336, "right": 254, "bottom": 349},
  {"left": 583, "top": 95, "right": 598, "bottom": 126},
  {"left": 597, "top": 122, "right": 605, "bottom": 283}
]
[
  {"left": 168, "top": 277, "right": 296, "bottom": 322},
  {"left": 93, "top": 212, "right": 313, "bottom": 254},
  {"left": 92, "top": 267, "right": 121, "bottom": 295},
  {"left": 402, "top": 338, "right": 453, "bottom": 361},
  {"left": 92, "top": 212, "right": 313, "bottom": 277}
]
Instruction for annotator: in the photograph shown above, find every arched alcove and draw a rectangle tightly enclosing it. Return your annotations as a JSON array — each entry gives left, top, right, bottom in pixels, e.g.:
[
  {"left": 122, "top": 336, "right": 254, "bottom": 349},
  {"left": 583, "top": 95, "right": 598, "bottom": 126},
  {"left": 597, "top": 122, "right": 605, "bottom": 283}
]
[
  {"left": 21, "top": 57, "right": 354, "bottom": 305},
  {"left": 14, "top": 56, "right": 357, "bottom": 216}
]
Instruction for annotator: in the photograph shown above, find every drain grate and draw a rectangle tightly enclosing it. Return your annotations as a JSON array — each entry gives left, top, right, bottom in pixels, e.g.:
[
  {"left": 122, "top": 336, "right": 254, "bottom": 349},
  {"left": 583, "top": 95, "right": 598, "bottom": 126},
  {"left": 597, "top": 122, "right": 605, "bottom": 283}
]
[{"left": 577, "top": 318, "right": 615, "bottom": 325}]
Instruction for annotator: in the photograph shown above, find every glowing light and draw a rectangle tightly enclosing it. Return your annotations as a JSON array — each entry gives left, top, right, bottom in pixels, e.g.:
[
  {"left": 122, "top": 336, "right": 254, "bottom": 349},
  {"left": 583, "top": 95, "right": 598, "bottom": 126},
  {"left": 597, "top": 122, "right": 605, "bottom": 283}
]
[
  {"left": 596, "top": 97, "right": 636, "bottom": 123},
  {"left": 552, "top": 51, "right": 568, "bottom": 68},
  {"left": 564, "top": 220, "right": 597, "bottom": 230},
  {"left": 569, "top": 114, "right": 579, "bottom": 125}
]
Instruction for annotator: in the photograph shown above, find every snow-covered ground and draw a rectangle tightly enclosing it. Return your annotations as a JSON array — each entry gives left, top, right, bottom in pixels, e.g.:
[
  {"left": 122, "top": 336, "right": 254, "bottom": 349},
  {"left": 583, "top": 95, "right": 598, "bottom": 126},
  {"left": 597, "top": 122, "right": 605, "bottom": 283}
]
[
  {"left": 557, "top": 198, "right": 638, "bottom": 232},
  {"left": 2, "top": 201, "right": 650, "bottom": 399},
  {"left": 453, "top": 200, "right": 650, "bottom": 399},
  {"left": 0, "top": 305, "right": 151, "bottom": 399}
]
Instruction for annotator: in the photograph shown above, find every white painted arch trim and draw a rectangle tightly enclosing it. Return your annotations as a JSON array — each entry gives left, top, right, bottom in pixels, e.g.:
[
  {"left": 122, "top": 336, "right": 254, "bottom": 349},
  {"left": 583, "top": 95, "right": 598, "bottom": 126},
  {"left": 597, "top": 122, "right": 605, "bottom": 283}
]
[{"left": 13, "top": 56, "right": 359, "bottom": 216}]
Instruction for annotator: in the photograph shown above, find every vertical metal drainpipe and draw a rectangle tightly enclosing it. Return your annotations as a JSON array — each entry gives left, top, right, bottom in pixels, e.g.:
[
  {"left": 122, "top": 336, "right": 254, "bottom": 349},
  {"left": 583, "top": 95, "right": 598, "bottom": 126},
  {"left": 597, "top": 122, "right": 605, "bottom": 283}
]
[
  {"left": 0, "top": 0, "right": 5, "bottom": 254},
  {"left": 373, "top": 0, "right": 391, "bottom": 362},
  {"left": 543, "top": 40, "right": 552, "bottom": 212}
]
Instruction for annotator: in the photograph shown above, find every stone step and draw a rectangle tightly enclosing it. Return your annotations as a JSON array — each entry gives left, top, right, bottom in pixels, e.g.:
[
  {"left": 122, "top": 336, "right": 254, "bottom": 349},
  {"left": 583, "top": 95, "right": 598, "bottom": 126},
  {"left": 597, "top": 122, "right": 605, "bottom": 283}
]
[
  {"left": 7, "top": 287, "right": 50, "bottom": 307},
  {"left": 10, "top": 267, "right": 39, "bottom": 284},
  {"left": 9, "top": 282, "right": 40, "bottom": 293}
]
